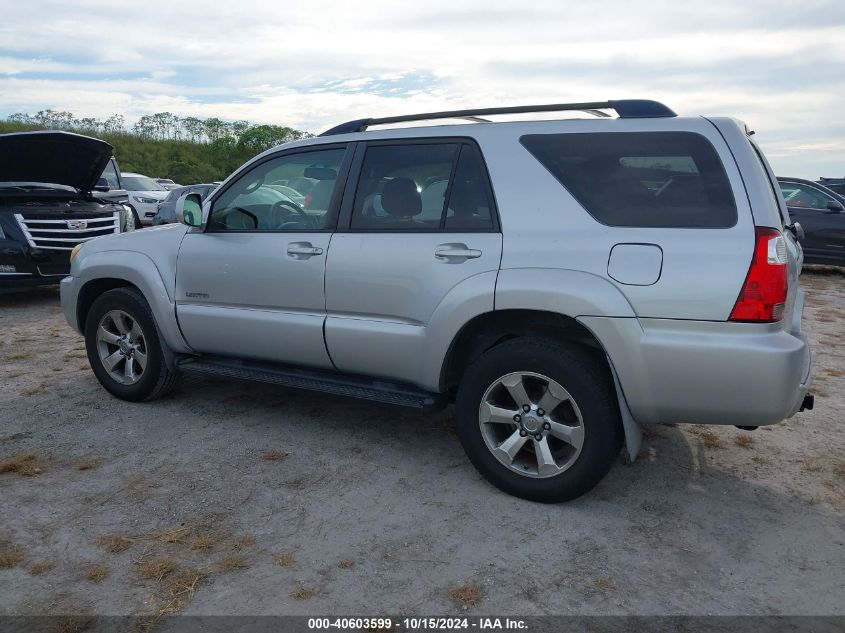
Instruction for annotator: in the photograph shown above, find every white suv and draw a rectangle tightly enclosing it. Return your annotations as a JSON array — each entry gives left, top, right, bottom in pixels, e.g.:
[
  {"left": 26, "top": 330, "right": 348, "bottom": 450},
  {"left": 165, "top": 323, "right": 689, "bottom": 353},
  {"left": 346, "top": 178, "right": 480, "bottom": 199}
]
[{"left": 61, "top": 100, "right": 813, "bottom": 502}]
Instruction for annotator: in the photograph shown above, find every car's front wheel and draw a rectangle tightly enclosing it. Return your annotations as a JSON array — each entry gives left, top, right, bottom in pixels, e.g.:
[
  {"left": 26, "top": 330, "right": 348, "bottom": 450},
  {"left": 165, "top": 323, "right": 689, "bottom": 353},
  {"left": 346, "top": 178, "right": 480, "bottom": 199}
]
[
  {"left": 84, "top": 287, "right": 178, "bottom": 401},
  {"left": 455, "top": 338, "right": 622, "bottom": 502}
]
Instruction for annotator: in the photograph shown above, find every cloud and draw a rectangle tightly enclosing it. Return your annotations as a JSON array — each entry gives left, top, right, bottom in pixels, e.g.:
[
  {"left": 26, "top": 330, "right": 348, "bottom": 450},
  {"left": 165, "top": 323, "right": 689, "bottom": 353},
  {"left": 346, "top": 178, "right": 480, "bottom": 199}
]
[{"left": 1, "top": 0, "right": 844, "bottom": 177}]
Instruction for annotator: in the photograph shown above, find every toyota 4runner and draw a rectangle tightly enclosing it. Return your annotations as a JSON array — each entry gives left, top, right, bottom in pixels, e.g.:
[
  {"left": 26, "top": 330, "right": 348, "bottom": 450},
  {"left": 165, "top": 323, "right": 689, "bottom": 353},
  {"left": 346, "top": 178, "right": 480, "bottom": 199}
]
[{"left": 60, "top": 100, "right": 813, "bottom": 502}]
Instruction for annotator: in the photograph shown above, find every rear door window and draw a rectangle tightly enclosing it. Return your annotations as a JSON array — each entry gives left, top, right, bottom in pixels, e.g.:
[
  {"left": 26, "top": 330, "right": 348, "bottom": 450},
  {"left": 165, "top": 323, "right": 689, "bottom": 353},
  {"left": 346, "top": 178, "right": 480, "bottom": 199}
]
[{"left": 520, "top": 132, "right": 737, "bottom": 228}]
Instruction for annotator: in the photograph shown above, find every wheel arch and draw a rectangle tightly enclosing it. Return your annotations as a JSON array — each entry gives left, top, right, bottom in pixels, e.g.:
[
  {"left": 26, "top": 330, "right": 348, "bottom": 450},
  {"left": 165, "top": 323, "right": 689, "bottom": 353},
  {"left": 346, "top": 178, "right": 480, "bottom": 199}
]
[{"left": 72, "top": 250, "right": 190, "bottom": 355}]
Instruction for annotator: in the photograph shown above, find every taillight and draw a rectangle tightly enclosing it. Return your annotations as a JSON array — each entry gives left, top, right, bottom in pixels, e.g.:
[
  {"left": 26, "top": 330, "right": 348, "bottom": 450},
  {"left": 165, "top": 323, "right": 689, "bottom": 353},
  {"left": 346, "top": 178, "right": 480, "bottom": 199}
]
[{"left": 729, "top": 227, "right": 788, "bottom": 322}]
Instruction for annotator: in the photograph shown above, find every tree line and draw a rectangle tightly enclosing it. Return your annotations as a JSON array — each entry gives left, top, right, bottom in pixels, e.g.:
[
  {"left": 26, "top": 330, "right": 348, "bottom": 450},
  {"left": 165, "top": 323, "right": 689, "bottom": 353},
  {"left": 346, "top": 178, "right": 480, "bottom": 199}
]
[{"left": 1, "top": 110, "right": 312, "bottom": 184}]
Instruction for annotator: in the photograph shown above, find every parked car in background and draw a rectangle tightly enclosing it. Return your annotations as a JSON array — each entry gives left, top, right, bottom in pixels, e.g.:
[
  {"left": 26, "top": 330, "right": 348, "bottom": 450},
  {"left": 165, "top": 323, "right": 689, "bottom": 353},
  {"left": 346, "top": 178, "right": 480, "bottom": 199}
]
[
  {"left": 155, "top": 178, "right": 182, "bottom": 191},
  {"left": 818, "top": 177, "right": 845, "bottom": 197},
  {"left": 94, "top": 156, "right": 129, "bottom": 207},
  {"left": 153, "top": 184, "right": 218, "bottom": 225},
  {"left": 122, "top": 173, "right": 170, "bottom": 225},
  {"left": 0, "top": 131, "right": 134, "bottom": 292},
  {"left": 61, "top": 100, "right": 812, "bottom": 502},
  {"left": 778, "top": 177, "right": 845, "bottom": 265}
]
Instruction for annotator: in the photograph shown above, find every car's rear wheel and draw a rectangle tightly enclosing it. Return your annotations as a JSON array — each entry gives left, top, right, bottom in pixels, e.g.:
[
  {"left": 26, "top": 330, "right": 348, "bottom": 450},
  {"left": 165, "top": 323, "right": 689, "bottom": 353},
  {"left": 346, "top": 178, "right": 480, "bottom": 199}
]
[
  {"left": 84, "top": 287, "right": 178, "bottom": 401},
  {"left": 455, "top": 337, "right": 622, "bottom": 502}
]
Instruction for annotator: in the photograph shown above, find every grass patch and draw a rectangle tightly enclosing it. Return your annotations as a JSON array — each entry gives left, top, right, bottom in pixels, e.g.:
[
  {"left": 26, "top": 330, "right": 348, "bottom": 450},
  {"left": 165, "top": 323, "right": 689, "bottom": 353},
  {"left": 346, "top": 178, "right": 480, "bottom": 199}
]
[
  {"left": 0, "top": 546, "right": 24, "bottom": 569},
  {"left": 20, "top": 384, "right": 44, "bottom": 396},
  {"left": 96, "top": 535, "right": 133, "bottom": 554},
  {"left": 29, "top": 560, "right": 55, "bottom": 575},
  {"left": 751, "top": 455, "right": 770, "bottom": 466},
  {"left": 75, "top": 457, "right": 101, "bottom": 471},
  {"left": 734, "top": 435, "right": 754, "bottom": 449},
  {"left": 290, "top": 586, "right": 315, "bottom": 600},
  {"left": 232, "top": 534, "right": 255, "bottom": 551},
  {"left": 833, "top": 461, "right": 845, "bottom": 479},
  {"left": 155, "top": 570, "right": 205, "bottom": 616},
  {"left": 53, "top": 615, "right": 94, "bottom": 633},
  {"left": 0, "top": 452, "right": 46, "bottom": 476},
  {"left": 273, "top": 551, "right": 296, "bottom": 567},
  {"left": 803, "top": 459, "right": 824, "bottom": 473},
  {"left": 189, "top": 533, "right": 219, "bottom": 551},
  {"left": 594, "top": 577, "right": 617, "bottom": 592},
  {"left": 825, "top": 367, "right": 845, "bottom": 378},
  {"left": 138, "top": 558, "right": 176, "bottom": 582},
  {"left": 85, "top": 563, "right": 109, "bottom": 583},
  {"left": 218, "top": 553, "right": 249, "bottom": 572},
  {"left": 337, "top": 559, "right": 355, "bottom": 569},
  {"left": 261, "top": 450, "right": 287, "bottom": 461},
  {"left": 157, "top": 527, "right": 190, "bottom": 544},
  {"left": 6, "top": 371, "right": 25, "bottom": 379},
  {"left": 687, "top": 426, "right": 726, "bottom": 449},
  {"left": 8, "top": 352, "right": 31, "bottom": 361},
  {"left": 448, "top": 584, "right": 483, "bottom": 608}
]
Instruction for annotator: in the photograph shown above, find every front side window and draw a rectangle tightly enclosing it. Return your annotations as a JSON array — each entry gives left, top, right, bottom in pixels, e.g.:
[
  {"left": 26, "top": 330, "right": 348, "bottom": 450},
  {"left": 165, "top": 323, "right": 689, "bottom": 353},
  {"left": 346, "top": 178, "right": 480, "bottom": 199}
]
[
  {"left": 521, "top": 132, "right": 737, "bottom": 228},
  {"left": 350, "top": 143, "right": 494, "bottom": 231},
  {"left": 779, "top": 182, "right": 836, "bottom": 210},
  {"left": 209, "top": 147, "right": 346, "bottom": 232}
]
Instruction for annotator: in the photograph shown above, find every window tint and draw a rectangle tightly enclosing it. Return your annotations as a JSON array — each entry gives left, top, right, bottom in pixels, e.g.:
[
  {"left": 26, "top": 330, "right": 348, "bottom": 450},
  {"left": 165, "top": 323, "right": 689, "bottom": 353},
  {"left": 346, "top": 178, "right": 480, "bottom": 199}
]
[
  {"left": 350, "top": 143, "right": 494, "bottom": 231},
  {"left": 521, "top": 132, "right": 737, "bottom": 228},
  {"left": 209, "top": 148, "right": 345, "bottom": 232},
  {"left": 444, "top": 146, "right": 495, "bottom": 231},
  {"left": 351, "top": 144, "right": 457, "bottom": 230},
  {"left": 779, "top": 182, "right": 835, "bottom": 209}
]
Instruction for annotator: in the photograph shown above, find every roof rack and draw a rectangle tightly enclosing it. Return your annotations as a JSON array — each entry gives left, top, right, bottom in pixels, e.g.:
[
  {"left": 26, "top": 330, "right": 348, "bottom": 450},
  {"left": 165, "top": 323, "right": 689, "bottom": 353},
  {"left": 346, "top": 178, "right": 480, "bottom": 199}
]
[{"left": 319, "top": 99, "right": 676, "bottom": 136}]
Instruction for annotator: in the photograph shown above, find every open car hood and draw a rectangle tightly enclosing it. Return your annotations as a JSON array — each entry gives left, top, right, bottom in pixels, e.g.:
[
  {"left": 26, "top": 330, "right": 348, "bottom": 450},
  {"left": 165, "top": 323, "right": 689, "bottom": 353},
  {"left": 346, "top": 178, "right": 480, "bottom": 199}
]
[{"left": 0, "top": 131, "right": 113, "bottom": 192}]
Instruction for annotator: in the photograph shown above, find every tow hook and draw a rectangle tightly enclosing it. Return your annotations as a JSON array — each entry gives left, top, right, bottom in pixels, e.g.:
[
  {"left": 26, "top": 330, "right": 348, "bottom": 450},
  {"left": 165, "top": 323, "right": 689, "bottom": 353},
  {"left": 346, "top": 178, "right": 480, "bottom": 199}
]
[{"left": 800, "top": 393, "right": 814, "bottom": 412}]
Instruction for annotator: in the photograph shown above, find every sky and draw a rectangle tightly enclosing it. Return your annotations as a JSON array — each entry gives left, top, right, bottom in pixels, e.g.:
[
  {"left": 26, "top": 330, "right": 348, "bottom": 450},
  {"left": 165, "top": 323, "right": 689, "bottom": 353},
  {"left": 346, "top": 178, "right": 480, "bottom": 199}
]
[{"left": 1, "top": 0, "right": 844, "bottom": 178}]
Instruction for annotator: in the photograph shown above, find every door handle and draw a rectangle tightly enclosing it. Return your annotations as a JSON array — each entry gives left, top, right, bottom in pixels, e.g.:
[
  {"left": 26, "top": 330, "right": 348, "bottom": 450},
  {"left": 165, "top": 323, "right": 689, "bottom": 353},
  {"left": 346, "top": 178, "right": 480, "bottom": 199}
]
[
  {"left": 434, "top": 243, "right": 482, "bottom": 261},
  {"left": 286, "top": 242, "right": 324, "bottom": 258}
]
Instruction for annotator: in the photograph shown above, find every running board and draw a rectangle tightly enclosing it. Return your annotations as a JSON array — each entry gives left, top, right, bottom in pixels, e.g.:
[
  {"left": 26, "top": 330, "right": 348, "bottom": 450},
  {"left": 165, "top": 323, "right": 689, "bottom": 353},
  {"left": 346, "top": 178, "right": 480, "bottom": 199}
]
[{"left": 176, "top": 356, "right": 447, "bottom": 411}]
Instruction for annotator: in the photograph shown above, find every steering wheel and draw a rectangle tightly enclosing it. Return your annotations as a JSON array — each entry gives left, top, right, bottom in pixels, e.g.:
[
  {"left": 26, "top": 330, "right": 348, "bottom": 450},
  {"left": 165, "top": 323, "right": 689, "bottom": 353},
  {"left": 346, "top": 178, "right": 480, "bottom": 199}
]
[{"left": 269, "top": 200, "right": 313, "bottom": 228}]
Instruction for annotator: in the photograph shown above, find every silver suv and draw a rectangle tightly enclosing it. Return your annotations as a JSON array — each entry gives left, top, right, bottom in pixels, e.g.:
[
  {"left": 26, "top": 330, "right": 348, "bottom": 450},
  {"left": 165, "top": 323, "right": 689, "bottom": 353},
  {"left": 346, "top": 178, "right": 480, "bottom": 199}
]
[{"left": 60, "top": 100, "right": 813, "bottom": 502}]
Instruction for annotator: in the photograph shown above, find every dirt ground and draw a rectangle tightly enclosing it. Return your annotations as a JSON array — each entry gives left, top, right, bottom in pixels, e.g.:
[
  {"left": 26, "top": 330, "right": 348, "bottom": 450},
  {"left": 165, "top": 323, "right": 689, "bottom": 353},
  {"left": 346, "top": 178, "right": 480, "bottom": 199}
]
[{"left": 1, "top": 272, "right": 843, "bottom": 621}]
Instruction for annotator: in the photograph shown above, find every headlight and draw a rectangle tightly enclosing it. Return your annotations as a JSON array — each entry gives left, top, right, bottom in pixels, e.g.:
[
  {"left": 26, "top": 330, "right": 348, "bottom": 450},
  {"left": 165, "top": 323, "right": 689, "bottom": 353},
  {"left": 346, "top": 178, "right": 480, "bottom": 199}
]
[
  {"left": 121, "top": 204, "right": 136, "bottom": 232},
  {"left": 70, "top": 243, "right": 84, "bottom": 263},
  {"left": 134, "top": 196, "right": 158, "bottom": 204}
]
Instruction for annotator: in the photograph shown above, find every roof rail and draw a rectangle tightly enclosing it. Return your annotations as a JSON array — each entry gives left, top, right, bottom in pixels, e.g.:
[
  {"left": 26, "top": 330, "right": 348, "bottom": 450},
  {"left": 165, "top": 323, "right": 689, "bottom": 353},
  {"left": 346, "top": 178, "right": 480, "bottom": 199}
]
[{"left": 319, "top": 99, "right": 677, "bottom": 136}]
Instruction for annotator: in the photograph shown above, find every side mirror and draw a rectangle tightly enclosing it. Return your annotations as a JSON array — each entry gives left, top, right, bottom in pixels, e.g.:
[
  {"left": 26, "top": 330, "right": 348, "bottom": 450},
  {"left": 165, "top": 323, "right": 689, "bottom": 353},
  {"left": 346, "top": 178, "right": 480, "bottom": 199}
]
[
  {"left": 176, "top": 192, "right": 204, "bottom": 228},
  {"left": 825, "top": 201, "right": 843, "bottom": 214},
  {"left": 94, "top": 178, "right": 110, "bottom": 192}
]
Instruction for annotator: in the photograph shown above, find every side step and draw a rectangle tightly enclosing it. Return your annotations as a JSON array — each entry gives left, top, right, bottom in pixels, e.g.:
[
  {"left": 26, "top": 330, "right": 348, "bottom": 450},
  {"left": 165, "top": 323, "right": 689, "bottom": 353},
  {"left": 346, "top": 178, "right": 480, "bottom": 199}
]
[{"left": 176, "top": 355, "right": 447, "bottom": 411}]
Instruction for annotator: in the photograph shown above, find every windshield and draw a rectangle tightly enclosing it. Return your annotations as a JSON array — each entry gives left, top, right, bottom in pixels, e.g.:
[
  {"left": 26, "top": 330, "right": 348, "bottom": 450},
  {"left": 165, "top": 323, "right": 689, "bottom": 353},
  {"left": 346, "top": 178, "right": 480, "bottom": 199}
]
[{"left": 122, "top": 175, "right": 167, "bottom": 191}]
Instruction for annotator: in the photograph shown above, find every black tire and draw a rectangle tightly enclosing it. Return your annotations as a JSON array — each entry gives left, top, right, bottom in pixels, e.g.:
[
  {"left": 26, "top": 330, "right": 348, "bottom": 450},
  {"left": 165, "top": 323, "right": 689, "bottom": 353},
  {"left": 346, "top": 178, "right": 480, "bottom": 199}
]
[
  {"left": 84, "top": 287, "right": 178, "bottom": 402},
  {"left": 455, "top": 337, "right": 622, "bottom": 503}
]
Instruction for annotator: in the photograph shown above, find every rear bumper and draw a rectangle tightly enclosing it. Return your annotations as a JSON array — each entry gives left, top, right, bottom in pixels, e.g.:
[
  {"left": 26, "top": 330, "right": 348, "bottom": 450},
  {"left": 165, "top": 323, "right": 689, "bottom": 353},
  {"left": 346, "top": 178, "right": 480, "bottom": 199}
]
[{"left": 580, "top": 307, "right": 812, "bottom": 427}]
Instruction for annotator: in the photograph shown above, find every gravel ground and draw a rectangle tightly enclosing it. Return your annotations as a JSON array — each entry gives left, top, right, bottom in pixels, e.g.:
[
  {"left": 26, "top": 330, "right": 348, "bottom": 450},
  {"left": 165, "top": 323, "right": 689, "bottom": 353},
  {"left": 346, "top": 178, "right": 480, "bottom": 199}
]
[{"left": 1, "top": 272, "right": 843, "bottom": 621}]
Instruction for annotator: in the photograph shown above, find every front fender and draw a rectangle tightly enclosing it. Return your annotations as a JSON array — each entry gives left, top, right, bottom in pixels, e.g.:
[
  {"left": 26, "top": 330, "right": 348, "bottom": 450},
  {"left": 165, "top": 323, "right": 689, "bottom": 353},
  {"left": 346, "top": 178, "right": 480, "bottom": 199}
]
[{"left": 66, "top": 250, "right": 191, "bottom": 354}]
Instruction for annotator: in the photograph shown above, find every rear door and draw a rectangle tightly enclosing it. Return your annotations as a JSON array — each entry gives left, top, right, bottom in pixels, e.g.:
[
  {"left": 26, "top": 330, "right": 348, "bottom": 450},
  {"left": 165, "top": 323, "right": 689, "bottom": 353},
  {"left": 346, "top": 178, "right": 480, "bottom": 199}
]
[{"left": 324, "top": 139, "right": 502, "bottom": 386}]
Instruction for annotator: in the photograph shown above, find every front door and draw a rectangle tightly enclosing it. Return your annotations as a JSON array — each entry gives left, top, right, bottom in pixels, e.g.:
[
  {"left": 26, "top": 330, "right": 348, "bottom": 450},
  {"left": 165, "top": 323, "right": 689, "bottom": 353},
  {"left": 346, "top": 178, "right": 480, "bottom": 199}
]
[
  {"left": 324, "top": 140, "right": 503, "bottom": 386},
  {"left": 175, "top": 144, "right": 350, "bottom": 367}
]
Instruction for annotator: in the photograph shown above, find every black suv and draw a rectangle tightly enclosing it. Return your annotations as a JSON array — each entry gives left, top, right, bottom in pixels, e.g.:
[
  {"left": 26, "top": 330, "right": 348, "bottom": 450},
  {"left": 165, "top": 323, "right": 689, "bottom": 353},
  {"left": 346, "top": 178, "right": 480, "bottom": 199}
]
[
  {"left": 777, "top": 176, "right": 845, "bottom": 265},
  {"left": 818, "top": 177, "right": 845, "bottom": 197},
  {"left": 0, "top": 131, "right": 133, "bottom": 293}
]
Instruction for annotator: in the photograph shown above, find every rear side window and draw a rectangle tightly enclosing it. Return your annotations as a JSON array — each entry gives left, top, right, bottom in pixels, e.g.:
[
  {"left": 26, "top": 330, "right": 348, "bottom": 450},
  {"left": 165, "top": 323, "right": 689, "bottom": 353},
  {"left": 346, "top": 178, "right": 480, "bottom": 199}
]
[
  {"left": 350, "top": 142, "right": 495, "bottom": 231},
  {"left": 520, "top": 132, "right": 737, "bottom": 228}
]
